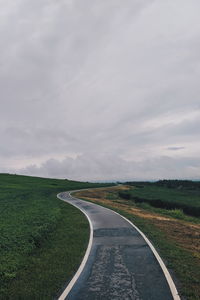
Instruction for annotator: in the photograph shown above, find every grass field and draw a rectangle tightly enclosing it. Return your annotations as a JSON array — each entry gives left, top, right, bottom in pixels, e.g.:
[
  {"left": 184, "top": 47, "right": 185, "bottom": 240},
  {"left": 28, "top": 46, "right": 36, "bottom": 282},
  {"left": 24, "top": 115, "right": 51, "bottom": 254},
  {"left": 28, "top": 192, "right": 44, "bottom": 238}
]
[
  {"left": 75, "top": 185, "right": 200, "bottom": 300},
  {"left": 119, "top": 182, "right": 200, "bottom": 217},
  {"left": 0, "top": 173, "right": 110, "bottom": 299}
]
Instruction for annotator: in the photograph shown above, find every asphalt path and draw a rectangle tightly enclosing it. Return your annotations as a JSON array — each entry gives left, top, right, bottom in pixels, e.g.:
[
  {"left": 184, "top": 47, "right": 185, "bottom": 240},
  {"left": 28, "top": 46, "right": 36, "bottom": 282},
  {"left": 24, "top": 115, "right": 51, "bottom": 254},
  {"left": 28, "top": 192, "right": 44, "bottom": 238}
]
[{"left": 58, "top": 191, "right": 179, "bottom": 300}]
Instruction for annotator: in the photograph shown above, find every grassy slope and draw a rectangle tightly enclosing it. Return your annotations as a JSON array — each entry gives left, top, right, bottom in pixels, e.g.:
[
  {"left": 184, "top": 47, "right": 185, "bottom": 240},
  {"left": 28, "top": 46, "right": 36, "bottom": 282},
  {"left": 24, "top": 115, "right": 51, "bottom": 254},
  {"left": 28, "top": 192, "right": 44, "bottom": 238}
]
[
  {"left": 0, "top": 174, "right": 110, "bottom": 299},
  {"left": 119, "top": 185, "right": 200, "bottom": 217}
]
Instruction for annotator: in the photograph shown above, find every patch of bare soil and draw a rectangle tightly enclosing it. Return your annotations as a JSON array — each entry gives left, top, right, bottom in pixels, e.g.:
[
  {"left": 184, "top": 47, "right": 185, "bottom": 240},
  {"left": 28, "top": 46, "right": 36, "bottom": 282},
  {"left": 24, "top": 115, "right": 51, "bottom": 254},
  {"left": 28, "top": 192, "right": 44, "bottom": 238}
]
[{"left": 74, "top": 186, "right": 200, "bottom": 258}]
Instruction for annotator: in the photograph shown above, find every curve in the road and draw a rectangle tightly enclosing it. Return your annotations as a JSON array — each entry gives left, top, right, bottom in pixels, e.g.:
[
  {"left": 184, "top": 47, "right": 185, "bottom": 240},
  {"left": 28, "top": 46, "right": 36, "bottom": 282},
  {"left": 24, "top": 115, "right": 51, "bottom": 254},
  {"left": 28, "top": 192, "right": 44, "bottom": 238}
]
[{"left": 57, "top": 191, "right": 180, "bottom": 300}]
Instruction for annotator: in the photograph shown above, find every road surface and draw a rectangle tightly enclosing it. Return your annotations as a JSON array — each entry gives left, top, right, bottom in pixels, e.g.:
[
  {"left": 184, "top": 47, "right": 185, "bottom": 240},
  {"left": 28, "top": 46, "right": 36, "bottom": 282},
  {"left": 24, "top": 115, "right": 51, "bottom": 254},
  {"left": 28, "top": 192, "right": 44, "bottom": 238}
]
[{"left": 57, "top": 191, "right": 179, "bottom": 300}]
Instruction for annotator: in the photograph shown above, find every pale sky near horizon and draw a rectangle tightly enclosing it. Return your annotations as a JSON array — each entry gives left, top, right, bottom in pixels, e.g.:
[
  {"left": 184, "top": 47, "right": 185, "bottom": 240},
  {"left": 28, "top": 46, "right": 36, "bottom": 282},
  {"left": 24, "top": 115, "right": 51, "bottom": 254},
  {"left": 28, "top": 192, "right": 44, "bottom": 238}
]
[{"left": 1, "top": 0, "right": 200, "bottom": 181}]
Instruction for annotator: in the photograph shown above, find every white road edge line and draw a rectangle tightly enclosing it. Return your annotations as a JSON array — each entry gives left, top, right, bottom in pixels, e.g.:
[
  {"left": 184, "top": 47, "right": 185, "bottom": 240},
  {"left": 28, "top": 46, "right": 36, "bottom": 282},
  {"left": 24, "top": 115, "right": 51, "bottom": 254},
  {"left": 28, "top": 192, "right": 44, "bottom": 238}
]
[
  {"left": 57, "top": 192, "right": 93, "bottom": 300},
  {"left": 57, "top": 190, "right": 180, "bottom": 300},
  {"left": 111, "top": 210, "right": 181, "bottom": 300}
]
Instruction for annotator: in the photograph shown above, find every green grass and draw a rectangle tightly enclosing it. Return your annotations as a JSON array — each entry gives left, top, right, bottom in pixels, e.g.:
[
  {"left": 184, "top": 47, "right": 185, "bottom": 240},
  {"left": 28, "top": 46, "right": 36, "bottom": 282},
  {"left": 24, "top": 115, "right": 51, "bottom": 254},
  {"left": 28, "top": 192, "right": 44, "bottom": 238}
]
[
  {"left": 0, "top": 173, "right": 110, "bottom": 299},
  {"left": 104, "top": 187, "right": 200, "bottom": 223},
  {"left": 133, "top": 202, "right": 200, "bottom": 224},
  {"left": 119, "top": 185, "right": 200, "bottom": 217}
]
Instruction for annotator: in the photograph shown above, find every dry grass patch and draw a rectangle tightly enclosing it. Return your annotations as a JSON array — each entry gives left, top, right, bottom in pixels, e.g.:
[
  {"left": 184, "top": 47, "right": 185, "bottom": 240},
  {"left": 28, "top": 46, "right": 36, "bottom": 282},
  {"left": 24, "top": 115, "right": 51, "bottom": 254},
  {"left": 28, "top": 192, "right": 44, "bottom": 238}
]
[{"left": 75, "top": 186, "right": 200, "bottom": 257}]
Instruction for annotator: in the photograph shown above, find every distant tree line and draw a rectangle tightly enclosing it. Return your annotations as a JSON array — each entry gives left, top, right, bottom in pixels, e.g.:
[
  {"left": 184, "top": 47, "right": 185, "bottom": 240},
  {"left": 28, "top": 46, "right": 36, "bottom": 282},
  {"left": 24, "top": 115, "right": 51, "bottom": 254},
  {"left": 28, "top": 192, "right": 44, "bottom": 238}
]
[
  {"left": 125, "top": 180, "right": 200, "bottom": 190},
  {"left": 155, "top": 180, "right": 200, "bottom": 190}
]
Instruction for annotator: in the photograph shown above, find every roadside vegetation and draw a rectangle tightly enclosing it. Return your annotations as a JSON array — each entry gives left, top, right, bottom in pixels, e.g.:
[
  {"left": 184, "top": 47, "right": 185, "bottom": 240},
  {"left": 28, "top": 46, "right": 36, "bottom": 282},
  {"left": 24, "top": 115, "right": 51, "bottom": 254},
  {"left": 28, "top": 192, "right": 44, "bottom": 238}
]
[
  {"left": 74, "top": 182, "right": 200, "bottom": 300},
  {"left": 0, "top": 173, "right": 110, "bottom": 299},
  {"left": 119, "top": 180, "right": 200, "bottom": 217}
]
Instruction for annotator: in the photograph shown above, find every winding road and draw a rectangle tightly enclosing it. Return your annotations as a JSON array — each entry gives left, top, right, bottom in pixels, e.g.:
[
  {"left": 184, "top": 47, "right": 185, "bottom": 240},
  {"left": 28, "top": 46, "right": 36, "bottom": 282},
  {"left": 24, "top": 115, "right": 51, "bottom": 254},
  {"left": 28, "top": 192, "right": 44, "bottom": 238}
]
[{"left": 57, "top": 191, "right": 180, "bottom": 300}]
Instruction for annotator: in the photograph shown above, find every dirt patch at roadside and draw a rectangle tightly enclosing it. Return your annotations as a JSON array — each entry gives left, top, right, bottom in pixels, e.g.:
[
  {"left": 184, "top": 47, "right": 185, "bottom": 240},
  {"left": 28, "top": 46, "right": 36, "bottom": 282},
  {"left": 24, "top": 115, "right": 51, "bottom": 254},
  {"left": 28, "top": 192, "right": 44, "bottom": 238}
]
[{"left": 74, "top": 186, "right": 200, "bottom": 257}]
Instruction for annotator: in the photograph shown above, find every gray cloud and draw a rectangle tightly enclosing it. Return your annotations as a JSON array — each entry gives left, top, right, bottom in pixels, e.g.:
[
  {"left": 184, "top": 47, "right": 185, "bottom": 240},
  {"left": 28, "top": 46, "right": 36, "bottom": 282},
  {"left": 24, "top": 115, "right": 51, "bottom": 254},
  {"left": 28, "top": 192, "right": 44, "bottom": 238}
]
[
  {"left": 17, "top": 154, "right": 200, "bottom": 181},
  {"left": 1, "top": 0, "right": 200, "bottom": 180},
  {"left": 166, "top": 147, "right": 185, "bottom": 151}
]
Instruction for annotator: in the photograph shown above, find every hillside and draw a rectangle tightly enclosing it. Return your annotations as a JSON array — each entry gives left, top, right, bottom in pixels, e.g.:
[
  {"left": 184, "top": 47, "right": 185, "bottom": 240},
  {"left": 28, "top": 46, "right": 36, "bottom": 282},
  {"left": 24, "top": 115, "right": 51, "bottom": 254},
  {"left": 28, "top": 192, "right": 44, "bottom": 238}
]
[{"left": 0, "top": 174, "right": 110, "bottom": 299}]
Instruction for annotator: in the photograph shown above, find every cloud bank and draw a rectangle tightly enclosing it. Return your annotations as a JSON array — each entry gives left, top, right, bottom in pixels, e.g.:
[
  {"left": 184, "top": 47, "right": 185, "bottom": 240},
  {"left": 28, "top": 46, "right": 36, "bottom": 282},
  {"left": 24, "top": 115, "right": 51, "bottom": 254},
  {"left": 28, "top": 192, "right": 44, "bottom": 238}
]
[{"left": 1, "top": 0, "right": 200, "bottom": 180}]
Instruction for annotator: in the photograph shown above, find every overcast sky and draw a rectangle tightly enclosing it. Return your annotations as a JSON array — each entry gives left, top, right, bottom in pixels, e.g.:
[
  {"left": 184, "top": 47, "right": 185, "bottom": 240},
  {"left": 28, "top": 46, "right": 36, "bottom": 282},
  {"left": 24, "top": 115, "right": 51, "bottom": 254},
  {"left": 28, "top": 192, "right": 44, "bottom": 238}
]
[{"left": 1, "top": 0, "right": 200, "bottom": 181}]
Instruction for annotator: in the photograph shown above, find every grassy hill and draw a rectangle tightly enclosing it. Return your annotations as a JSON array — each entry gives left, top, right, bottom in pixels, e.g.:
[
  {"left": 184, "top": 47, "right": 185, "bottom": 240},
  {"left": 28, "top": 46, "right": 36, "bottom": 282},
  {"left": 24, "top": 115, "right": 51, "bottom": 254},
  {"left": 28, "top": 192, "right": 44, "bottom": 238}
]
[
  {"left": 119, "top": 180, "right": 200, "bottom": 217},
  {"left": 0, "top": 173, "right": 110, "bottom": 299}
]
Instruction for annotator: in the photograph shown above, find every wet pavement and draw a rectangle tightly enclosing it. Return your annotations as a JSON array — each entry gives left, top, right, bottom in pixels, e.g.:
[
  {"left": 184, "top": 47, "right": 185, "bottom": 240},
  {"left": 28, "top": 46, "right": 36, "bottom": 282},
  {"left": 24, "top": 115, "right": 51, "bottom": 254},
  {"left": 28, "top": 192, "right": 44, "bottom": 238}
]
[{"left": 58, "top": 191, "right": 174, "bottom": 300}]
